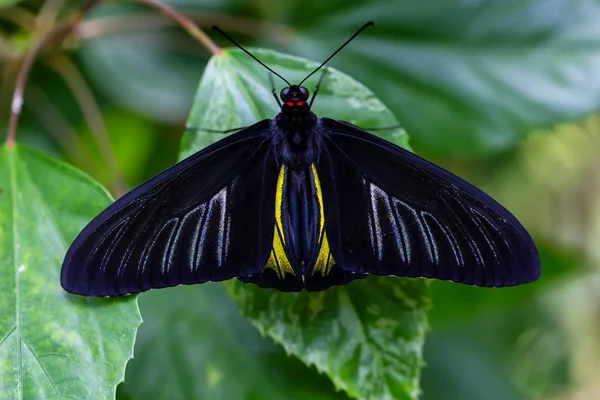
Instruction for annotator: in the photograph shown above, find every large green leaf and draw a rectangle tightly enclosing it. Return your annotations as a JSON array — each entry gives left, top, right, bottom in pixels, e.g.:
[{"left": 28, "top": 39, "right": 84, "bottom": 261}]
[
  {"left": 285, "top": 0, "right": 600, "bottom": 155},
  {"left": 118, "top": 284, "right": 348, "bottom": 400},
  {"left": 227, "top": 279, "right": 429, "bottom": 400},
  {"left": 82, "top": 0, "right": 600, "bottom": 156},
  {"left": 0, "top": 144, "right": 141, "bottom": 399},
  {"left": 181, "top": 48, "right": 428, "bottom": 400}
]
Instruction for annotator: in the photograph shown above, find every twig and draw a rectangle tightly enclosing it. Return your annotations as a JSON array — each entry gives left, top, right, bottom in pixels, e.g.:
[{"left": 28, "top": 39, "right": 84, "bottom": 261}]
[
  {"left": 76, "top": 10, "right": 293, "bottom": 45},
  {"left": 36, "top": 0, "right": 67, "bottom": 31},
  {"left": 123, "top": 0, "right": 221, "bottom": 55},
  {"left": 4, "top": 0, "right": 104, "bottom": 147},
  {"left": 1, "top": 61, "right": 20, "bottom": 121},
  {"left": 4, "top": 0, "right": 219, "bottom": 150},
  {"left": 5, "top": 23, "right": 72, "bottom": 147}
]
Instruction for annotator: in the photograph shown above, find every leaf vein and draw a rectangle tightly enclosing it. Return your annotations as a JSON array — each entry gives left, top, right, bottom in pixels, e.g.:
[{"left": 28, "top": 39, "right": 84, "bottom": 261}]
[
  {"left": 9, "top": 149, "right": 23, "bottom": 400},
  {"left": 0, "top": 326, "right": 16, "bottom": 349},
  {"left": 22, "top": 338, "right": 62, "bottom": 398}
]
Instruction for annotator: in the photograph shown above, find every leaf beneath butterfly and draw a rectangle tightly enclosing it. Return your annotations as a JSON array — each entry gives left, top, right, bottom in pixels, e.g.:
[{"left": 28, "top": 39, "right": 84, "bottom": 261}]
[
  {"left": 181, "top": 48, "right": 429, "bottom": 400},
  {"left": 118, "top": 284, "right": 349, "bottom": 400},
  {"left": 0, "top": 144, "right": 141, "bottom": 399}
]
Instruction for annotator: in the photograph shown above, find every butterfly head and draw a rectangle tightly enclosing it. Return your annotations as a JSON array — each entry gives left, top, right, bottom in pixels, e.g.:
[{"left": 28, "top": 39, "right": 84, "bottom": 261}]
[{"left": 281, "top": 85, "right": 310, "bottom": 111}]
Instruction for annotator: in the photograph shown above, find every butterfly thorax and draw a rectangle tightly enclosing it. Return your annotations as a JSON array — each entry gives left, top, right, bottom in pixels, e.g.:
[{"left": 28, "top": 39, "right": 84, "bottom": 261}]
[
  {"left": 273, "top": 112, "right": 319, "bottom": 168},
  {"left": 272, "top": 85, "right": 321, "bottom": 168}
]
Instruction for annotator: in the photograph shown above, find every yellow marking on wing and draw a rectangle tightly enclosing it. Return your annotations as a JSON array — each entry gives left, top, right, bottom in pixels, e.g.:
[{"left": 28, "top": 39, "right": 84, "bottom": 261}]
[
  {"left": 311, "top": 164, "right": 335, "bottom": 276},
  {"left": 263, "top": 165, "right": 295, "bottom": 278},
  {"left": 275, "top": 163, "right": 286, "bottom": 245}
]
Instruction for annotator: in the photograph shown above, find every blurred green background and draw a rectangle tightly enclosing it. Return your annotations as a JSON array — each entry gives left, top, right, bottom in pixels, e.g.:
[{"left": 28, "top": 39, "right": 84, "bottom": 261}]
[{"left": 2, "top": 0, "right": 600, "bottom": 399}]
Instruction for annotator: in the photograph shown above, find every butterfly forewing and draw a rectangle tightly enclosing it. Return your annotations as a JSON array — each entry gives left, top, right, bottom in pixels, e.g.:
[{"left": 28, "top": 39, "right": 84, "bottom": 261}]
[
  {"left": 316, "top": 118, "right": 539, "bottom": 287},
  {"left": 61, "top": 121, "right": 279, "bottom": 296}
]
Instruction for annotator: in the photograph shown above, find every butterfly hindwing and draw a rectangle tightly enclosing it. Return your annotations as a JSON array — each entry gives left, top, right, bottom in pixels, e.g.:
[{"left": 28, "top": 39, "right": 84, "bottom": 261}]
[
  {"left": 61, "top": 121, "right": 279, "bottom": 296},
  {"left": 316, "top": 118, "right": 540, "bottom": 287}
]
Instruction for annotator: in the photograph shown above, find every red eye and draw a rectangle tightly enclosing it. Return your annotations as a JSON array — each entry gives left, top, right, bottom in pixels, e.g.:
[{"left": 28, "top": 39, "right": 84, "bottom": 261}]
[
  {"left": 285, "top": 101, "right": 294, "bottom": 107},
  {"left": 296, "top": 101, "right": 305, "bottom": 106}
]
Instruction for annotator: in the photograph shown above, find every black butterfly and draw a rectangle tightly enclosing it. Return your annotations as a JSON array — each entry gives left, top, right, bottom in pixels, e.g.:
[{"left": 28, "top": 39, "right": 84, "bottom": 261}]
[{"left": 61, "top": 22, "right": 540, "bottom": 296}]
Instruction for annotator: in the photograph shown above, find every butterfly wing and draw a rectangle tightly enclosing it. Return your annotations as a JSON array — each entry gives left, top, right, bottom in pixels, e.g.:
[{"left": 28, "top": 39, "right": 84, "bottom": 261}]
[
  {"left": 316, "top": 118, "right": 540, "bottom": 287},
  {"left": 61, "top": 121, "right": 279, "bottom": 296}
]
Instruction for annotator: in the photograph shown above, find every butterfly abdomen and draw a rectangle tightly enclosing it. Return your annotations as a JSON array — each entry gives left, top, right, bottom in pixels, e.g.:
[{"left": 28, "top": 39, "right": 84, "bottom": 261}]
[{"left": 260, "top": 163, "right": 335, "bottom": 282}]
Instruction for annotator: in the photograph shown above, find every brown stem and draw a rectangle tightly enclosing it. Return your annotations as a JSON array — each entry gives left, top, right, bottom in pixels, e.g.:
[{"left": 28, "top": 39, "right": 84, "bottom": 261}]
[
  {"left": 4, "top": 0, "right": 104, "bottom": 148},
  {"left": 36, "top": 0, "right": 67, "bottom": 30},
  {"left": 4, "top": 0, "right": 218, "bottom": 148},
  {"left": 5, "top": 24, "right": 71, "bottom": 147},
  {"left": 124, "top": 0, "right": 221, "bottom": 55},
  {"left": 76, "top": 11, "right": 293, "bottom": 45},
  {"left": 1, "top": 61, "right": 20, "bottom": 121}
]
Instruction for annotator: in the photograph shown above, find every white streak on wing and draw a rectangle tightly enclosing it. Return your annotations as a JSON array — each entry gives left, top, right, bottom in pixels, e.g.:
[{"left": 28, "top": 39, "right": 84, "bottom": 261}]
[
  {"left": 197, "top": 187, "right": 228, "bottom": 270},
  {"left": 453, "top": 201, "right": 486, "bottom": 266},
  {"left": 224, "top": 215, "right": 231, "bottom": 264},
  {"left": 394, "top": 198, "right": 433, "bottom": 264},
  {"left": 419, "top": 212, "right": 439, "bottom": 266},
  {"left": 140, "top": 219, "right": 176, "bottom": 275},
  {"left": 196, "top": 199, "right": 215, "bottom": 272},
  {"left": 443, "top": 197, "right": 485, "bottom": 267},
  {"left": 214, "top": 187, "right": 228, "bottom": 267},
  {"left": 117, "top": 203, "right": 156, "bottom": 277},
  {"left": 370, "top": 182, "right": 406, "bottom": 264},
  {"left": 364, "top": 178, "right": 377, "bottom": 253},
  {"left": 422, "top": 211, "right": 463, "bottom": 267},
  {"left": 189, "top": 204, "right": 207, "bottom": 272},
  {"left": 170, "top": 204, "right": 205, "bottom": 273},
  {"left": 390, "top": 198, "right": 410, "bottom": 264},
  {"left": 160, "top": 218, "right": 179, "bottom": 276},
  {"left": 469, "top": 207, "right": 501, "bottom": 265},
  {"left": 97, "top": 218, "right": 129, "bottom": 273},
  {"left": 472, "top": 208, "right": 510, "bottom": 253},
  {"left": 369, "top": 183, "right": 385, "bottom": 261}
]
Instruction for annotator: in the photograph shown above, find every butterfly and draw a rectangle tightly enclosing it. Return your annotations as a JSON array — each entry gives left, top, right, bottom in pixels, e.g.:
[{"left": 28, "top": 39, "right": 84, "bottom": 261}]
[{"left": 61, "top": 22, "right": 540, "bottom": 296}]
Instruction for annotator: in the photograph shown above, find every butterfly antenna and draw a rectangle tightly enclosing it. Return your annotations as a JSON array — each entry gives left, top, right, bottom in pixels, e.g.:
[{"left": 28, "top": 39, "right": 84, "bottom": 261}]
[
  {"left": 212, "top": 26, "right": 291, "bottom": 86},
  {"left": 299, "top": 21, "right": 374, "bottom": 86}
]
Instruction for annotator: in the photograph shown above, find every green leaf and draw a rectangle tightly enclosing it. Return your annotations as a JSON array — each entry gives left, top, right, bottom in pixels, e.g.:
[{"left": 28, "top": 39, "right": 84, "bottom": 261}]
[
  {"left": 0, "top": 144, "right": 141, "bottom": 399},
  {"left": 181, "top": 48, "right": 429, "bottom": 400},
  {"left": 118, "top": 284, "right": 348, "bottom": 400},
  {"left": 283, "top": 0, "right": 600, "bottom": 155},
  {"left": 227, "top": 279, "right": 429, "bottom": 400}
]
